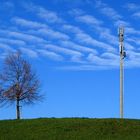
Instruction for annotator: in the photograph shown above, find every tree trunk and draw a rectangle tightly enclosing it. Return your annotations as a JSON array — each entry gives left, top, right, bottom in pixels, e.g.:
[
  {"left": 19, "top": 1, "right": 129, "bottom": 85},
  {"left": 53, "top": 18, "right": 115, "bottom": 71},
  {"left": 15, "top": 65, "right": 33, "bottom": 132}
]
[{"left": 16, "top": 98, "right": 20, "bottom": 120}]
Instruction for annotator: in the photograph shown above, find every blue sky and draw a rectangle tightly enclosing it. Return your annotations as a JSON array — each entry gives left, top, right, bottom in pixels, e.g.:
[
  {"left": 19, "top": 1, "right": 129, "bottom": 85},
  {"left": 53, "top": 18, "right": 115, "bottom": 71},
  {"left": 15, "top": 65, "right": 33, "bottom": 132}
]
[{"left": 0, "top": 0, "right": 140, "bottom": 119}]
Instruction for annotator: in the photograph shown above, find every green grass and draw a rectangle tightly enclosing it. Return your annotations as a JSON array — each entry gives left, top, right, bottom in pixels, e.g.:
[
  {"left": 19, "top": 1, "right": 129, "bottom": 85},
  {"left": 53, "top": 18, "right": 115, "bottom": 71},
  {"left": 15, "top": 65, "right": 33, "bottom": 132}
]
[{"left": 0, "top": 118, "right": 140, "bottom": 140}]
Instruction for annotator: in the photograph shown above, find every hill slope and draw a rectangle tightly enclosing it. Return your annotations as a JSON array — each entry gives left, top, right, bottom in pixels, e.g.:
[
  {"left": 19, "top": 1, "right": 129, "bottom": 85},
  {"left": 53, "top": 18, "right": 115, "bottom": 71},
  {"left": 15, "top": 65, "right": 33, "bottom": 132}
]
[{"left": 0, "top": 118, "right": 140, "bottom": 140}]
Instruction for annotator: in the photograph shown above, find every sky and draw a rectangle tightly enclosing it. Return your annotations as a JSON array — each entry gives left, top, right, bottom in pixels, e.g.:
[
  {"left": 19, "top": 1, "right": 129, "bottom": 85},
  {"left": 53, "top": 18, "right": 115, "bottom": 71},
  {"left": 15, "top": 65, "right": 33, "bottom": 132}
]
[{"left": 0, "top": 0, "right": 140, "bottom": 119}]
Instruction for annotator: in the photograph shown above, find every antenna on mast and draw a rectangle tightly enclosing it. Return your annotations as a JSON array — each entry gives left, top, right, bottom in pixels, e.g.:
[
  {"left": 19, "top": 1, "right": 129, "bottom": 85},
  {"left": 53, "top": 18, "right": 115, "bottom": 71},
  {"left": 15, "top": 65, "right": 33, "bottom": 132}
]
[{"left": 118, "top": 26, "right": 126, "bottom": 119}]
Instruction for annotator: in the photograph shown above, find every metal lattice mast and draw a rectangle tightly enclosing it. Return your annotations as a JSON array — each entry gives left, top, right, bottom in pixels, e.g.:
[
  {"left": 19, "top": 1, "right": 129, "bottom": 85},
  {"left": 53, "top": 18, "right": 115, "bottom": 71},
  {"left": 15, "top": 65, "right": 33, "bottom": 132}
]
[{"left": 119, "top": 27, "right": 126, "bottom": 119}]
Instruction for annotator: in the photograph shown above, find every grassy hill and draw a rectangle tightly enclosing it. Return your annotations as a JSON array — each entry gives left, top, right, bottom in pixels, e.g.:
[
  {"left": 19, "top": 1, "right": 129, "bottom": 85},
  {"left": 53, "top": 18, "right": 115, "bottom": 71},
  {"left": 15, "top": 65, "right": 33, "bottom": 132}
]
[{"left": 0, "top": 118, "right": 140, "bottom": 140}]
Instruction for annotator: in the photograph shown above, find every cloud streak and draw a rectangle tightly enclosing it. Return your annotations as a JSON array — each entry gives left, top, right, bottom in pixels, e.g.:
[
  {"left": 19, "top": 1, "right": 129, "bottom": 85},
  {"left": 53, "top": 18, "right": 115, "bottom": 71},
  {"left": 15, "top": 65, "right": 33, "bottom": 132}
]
[
  {"left": 13, "top": 17, "right": 70, "bottom": 40},
  {"left": 0, "top": 1, "right": 140, "bottom": 70},
  {"left": 23, "top": 3, "right": 64, "bottom": 23}
]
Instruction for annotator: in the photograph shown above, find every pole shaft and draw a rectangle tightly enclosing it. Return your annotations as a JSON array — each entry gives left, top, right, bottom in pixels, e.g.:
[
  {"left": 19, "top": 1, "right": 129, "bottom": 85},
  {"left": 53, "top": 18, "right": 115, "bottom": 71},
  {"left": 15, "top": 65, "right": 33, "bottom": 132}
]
[{"left": 120, "top": 55, "right": 123, "bottom": 118}]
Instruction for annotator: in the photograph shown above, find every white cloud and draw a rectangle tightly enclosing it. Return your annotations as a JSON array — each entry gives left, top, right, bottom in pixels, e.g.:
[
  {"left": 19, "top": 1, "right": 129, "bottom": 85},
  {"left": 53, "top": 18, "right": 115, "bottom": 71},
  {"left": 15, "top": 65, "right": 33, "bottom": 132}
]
[
  {"left": 127, "top": 50, "right": 140, "bottom": 59},
  {"left": 32, "top": 28, "right": 70, "bottom": 40},
  {"left": 95, "top": 0, "right": 131, "bottom": 27},
  {"left": 20, "top": 47, "right": 38, "bottom": 58},
  {"left": 132, "top": 12, "right": 140, "bottom": 18},
  {"left": 0, "top": 38, "right": 26, "bottom": 46},
  {"left": 37, "top": 49, "right": 64, "bottom": 61},
  {"left": 125, "top": 3, "right": 140, "bottom": 11},
  {"left": 99, "top": 31, "right": 118, "bottom": 45},
  {"left": 44, "top": 44, "right": 83, "bottom": 57},
  {"left": 69, "top": 9, "right": 85, "bottom": 16},
  {"left": 59, "top": 40, "right": 98, "bottom": 54},
  {"left": 124, "top": 42, "right": 134, "bottom": 50},
  {"left": 95, "top": 0, "right": 122, "bottom": 20},
  {"left": 70, "top": 11, "right": 119, "bottom": 46},
  {"left": 126, "top": 37, "right": 140, "bottom": 46},
  {"left": 101, "top": 52, "right": 119, "bottom": 59},
  {"left": 38, "top": 9, "right": 63, "bottom": 23},
  {"left": 62, "top": 24, "right": 82, "bottom": 34},
  {"left": 58, "top": 64, "right": 117, "bottom": 71},
  {"left": 23, "top": 3, "right": 64, "bottom": 23},
  {"left": 12, "top": 17, "right": 48, "bottom": 29},
  {"left": 0, "top": 29, "right": 46, "bottom": 44},
  {"left": 125, "top": 50, "right": 140, "bottom": 68},
  {"left": 76, "top": 15, "right": 102, "bottom": 25},
  {"left": 125, "top": 27, "right": 140, "bottom": 35},
  {"left": 75, "top": 32, "right": 116, "bottom": 52},
  {"left": 71, "top": 55, "right": 84, "bottom": 63},
  {"left": 115, "top": 20, "right": 130, "bottom": 27},
  {"left": 13, "top": 18, "right": 70, "bottom": 40},
  {"left": 0, "top": 43, "right": 15, "bottom": 52},
  {"left": 87, "top": 53, "right": 119, "bottom": 66},
  {"left": 9, "top": 31, "right": 46, "bottom": 43},
  {"left": 62, "top": 24, "right": 116, "bottom": 52}
]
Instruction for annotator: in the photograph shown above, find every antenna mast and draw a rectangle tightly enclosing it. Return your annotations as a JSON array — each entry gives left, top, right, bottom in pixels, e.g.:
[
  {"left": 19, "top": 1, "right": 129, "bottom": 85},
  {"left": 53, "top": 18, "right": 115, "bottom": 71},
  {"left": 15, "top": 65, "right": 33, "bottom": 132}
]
[{"left": 119, "top": 27, "right": 126, "bottom": 119}]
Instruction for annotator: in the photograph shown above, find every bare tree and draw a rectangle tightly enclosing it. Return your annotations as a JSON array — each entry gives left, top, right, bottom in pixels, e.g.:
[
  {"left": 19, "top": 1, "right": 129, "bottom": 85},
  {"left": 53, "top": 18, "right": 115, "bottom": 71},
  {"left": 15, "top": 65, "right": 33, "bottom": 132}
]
[{"left": 0, "top": 52, "right": 41, "bottom": 119}]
